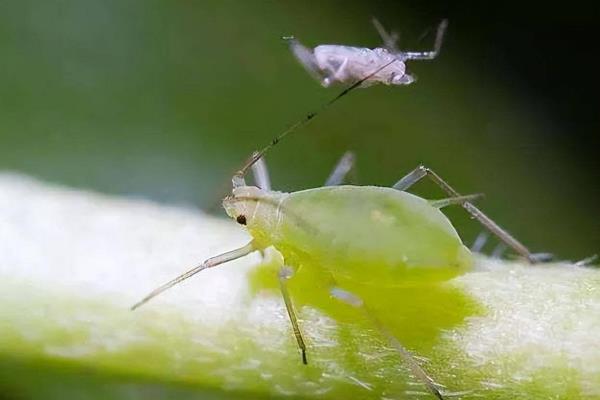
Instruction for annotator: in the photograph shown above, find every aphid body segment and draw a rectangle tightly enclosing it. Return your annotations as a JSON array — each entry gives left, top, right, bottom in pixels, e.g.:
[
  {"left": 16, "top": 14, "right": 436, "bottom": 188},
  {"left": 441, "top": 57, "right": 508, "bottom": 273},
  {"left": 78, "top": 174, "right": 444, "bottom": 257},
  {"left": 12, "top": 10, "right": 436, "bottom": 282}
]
[{"left": 288, "top": 19, "right": 447, "bottom": 87}]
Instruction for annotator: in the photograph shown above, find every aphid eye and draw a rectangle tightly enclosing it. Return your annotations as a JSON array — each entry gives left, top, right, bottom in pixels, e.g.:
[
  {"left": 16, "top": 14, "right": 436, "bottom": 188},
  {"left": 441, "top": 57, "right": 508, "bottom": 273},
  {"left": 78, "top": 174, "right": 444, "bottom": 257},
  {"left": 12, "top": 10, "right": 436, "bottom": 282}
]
[{"left": 236, "top": 215, "right": 247, "bottom": 225}]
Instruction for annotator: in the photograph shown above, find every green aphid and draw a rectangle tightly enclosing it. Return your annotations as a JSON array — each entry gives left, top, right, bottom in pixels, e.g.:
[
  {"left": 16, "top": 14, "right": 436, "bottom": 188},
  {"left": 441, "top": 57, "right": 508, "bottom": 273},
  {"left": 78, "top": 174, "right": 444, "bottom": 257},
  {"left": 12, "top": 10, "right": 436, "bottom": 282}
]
[
  {"left": 133, "top": 151, "right": 538, "bottom": 399},
  {"left": 132, "top": 57, "right": 539, "bottom": 399}
]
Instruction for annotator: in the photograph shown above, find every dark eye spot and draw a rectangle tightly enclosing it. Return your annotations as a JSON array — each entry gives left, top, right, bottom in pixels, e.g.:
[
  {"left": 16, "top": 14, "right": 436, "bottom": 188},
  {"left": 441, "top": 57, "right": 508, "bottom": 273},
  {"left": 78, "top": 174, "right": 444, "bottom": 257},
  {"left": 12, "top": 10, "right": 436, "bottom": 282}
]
[{"left": 236, "top": 215, "right": 247, "bottom": 225}]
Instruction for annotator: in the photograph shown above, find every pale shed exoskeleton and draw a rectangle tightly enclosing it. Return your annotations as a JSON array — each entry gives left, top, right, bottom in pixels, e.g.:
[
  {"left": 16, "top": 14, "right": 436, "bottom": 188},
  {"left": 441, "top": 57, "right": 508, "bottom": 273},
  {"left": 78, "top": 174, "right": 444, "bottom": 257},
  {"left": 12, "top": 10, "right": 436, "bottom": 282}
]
[{"left": 287, "top": 18, "right": 448, "bottom": 87}]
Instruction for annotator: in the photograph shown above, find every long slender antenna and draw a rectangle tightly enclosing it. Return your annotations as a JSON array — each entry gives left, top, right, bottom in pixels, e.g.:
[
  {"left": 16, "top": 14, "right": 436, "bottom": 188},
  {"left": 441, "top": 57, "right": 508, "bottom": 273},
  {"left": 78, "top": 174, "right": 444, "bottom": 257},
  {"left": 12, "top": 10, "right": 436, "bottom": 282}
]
[{"left": 234, "top": 58, "right": 399, "bottom": 181}]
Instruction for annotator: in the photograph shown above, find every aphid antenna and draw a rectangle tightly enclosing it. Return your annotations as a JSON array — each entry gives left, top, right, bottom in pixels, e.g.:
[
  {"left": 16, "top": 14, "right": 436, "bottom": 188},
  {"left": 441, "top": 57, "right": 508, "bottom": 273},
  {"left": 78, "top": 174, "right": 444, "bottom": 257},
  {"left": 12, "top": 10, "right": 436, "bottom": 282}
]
[
  {"left": 232, "top": 58, "right": 399, "bottom": 187},
  {"left": 231, "top": 19, "right": 448, "bottom": 189}
]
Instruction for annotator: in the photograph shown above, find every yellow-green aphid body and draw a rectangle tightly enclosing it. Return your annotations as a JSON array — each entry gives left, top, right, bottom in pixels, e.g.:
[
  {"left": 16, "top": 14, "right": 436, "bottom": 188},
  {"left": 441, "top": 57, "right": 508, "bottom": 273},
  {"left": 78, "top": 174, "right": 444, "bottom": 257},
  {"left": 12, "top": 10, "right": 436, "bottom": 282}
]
[
  {"left": 225, "top": 183, "right": 478, "bottom": 370},
  {"left": 228, "top": 185, "right": 473, "bottom": 287},
  {"left": 136, "top": 172, "right": 485, "bottom": 399}
]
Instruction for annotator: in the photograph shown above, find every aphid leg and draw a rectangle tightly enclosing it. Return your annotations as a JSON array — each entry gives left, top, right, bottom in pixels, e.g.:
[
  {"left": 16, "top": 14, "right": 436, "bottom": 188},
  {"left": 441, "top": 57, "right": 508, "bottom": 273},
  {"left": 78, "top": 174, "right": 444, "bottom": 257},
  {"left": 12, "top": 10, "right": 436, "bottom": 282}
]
[
  {"left": 285, "top": 37, "right": 323, "bottom": 83},
  {"left": 575, "top": 254, "right": 598, "bottom": 267},
  {"left": 333, "top": 57, "right": 349, "bottom": 80},
  {"left": 392, "top": 165, "right": 536, "bottom": 263},
  {"left": 251, "top": 152, "right": 271, "bottom": 191},
  {"left": 392, "top": 166, "right": 429, "bottom": 190},
  {"left": 330, "top": 287, "right": 445, "bottom": 400},
  {"left": 471, "top": 231, "right": 489, "bottom": 253},
  {"left": 322, "top": 58, "right": 349, "bottom": 87},
  {"left": 429, "top": 193, "right": 483, "bottom": 208},
  {"left": 278, "top": 266, "right": 308, "bottom": 365},
  {"left": 131, "top": 241, "right": 256, "bottom": 310},
  {"left": 372, "top": 17, "right": 400, "bottom": 52},
  {"left": 401, "top": 19, "right": 448, "bottom": 61},
  {"left": 324, "top": 151, "right": 356, "bottom": 186},
  {"left": 530, "top": 253, "right": 554, "bottom": 262},
  {"left": 491, "top": 243, "right": 507, "bottom": 259}
]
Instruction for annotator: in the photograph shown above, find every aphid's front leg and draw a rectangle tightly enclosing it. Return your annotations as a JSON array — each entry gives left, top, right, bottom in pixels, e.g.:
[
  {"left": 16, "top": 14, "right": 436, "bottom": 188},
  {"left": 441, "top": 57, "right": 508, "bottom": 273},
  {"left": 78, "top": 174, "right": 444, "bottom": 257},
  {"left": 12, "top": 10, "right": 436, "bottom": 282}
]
[
  {"left": 330, "top": 287, "right": 445, "bottom": 400},
  {"left": 131, "top": 241, "right": 257, "bottom": 310},
  {"left": 392, "top": 165, "right": 536, "bottom": 262},
  {"left": 324, "top": 151, "right": 356, "bottom": 186},
  {"left": 278, "top": 265, "right": 308, "bottom": 365}
]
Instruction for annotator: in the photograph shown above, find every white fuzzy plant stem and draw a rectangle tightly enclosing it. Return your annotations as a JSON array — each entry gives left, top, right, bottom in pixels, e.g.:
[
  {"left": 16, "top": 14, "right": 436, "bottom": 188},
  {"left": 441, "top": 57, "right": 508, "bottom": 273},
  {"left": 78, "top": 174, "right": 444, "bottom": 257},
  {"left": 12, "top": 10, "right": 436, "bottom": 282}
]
[{"left": 0, "top": 172, "right": 598, "bottom": 400}]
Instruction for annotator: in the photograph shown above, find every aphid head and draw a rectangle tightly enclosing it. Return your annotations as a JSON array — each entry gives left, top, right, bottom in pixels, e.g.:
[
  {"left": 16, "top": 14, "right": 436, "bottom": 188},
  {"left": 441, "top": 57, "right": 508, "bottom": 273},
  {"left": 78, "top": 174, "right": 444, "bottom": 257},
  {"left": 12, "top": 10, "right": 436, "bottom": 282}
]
[{"left": 222, "top": 186, "right": 266, "bottom": 227}]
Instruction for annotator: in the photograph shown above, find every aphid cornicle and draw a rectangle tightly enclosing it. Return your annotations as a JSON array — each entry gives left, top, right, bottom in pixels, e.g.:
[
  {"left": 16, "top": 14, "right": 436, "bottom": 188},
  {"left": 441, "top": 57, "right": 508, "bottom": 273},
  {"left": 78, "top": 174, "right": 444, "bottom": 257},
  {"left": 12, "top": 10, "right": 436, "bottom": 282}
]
[
  {"left": 132, "top": 20, "right": 540, "bottom": 399},
  {"left": 287, "top": 18, "right": 448, "bottom": 87}
]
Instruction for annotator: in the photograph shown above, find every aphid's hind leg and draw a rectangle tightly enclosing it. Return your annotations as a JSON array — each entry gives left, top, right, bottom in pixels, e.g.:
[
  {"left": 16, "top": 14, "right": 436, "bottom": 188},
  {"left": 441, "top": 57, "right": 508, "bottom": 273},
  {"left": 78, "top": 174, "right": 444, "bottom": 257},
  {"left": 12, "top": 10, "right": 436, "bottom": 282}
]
[
  {"left": 401, "top": 19, "right": 448, "bottom": 61},
  {"left": 278, "top": 266, "right": 308, "bottom": 365},
  {"left": 392, "top": 165, "right": 536, "bottom": 263},
  {"left": 324, "top": 151, "right": 356, "bottom": 186},
  {"left": 251, "top": 153, "right": 271, "bottom": 191},
  {"left": 330, "top": 287, "right": 445, "bottom": 400}
]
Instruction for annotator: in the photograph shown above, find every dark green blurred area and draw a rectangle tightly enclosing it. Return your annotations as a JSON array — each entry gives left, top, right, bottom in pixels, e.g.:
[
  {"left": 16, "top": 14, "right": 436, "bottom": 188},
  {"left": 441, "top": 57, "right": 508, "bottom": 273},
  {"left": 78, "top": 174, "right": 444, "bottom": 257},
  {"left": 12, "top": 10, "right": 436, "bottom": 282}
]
[
  {"left": 0, "top": 356, "right": 259, "bottom": 400},
  {"left": 0, "top": 0, "right": 598, "bottom": 259}
]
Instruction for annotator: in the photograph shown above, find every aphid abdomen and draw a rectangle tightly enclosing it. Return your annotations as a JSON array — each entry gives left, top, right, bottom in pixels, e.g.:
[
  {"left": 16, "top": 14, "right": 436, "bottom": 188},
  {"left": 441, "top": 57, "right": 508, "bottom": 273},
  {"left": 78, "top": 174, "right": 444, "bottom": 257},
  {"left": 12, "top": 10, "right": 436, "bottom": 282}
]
[{"left": 267, "top": 186, "right": 472, "bottom": 285}]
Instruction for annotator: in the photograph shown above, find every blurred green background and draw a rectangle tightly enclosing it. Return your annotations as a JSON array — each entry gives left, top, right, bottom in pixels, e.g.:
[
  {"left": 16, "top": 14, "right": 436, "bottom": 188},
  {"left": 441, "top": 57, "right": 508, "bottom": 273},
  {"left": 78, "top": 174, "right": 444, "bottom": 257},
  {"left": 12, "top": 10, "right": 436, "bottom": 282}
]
[{"left": 0, "top": 0, "right": 598, "bottom": 259}]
